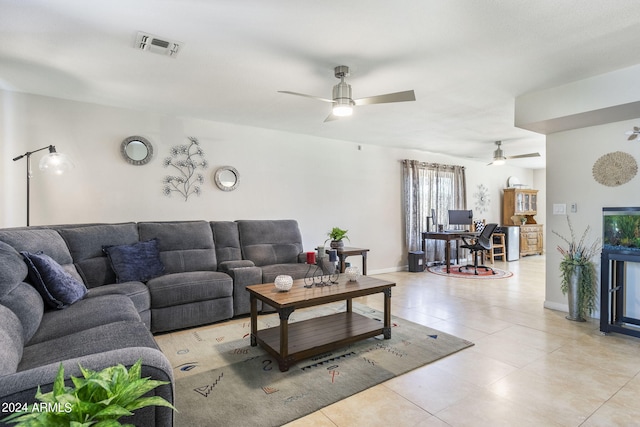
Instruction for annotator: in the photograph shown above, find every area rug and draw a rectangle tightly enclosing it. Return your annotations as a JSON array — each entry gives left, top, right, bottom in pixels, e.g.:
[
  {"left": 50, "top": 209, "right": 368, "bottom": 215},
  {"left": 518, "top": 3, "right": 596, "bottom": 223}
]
[
  {"left": 427, "top": 264, "right": 513, "bottom": 279},
  {"left": 155, "top": 302, "right": 473, "bottom": 427}
]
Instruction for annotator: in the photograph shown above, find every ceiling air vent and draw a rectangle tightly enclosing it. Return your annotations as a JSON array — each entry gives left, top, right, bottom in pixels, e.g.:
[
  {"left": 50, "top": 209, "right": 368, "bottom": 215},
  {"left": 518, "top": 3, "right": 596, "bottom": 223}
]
[{"left": 135, "top": 32, "right": 182, "bottom": 58}]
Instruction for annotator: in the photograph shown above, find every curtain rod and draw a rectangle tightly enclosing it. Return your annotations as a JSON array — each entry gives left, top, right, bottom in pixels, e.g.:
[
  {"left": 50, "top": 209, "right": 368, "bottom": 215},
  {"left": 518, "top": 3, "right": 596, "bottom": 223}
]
[{"left": 401, "top": 159, "right": 465, "bottom": 170}]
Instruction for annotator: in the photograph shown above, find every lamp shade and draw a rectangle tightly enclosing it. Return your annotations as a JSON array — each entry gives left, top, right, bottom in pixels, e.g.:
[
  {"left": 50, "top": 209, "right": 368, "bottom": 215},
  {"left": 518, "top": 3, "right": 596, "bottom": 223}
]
[{"left": 39, "top": 149, "right": 74, "bottom": 175}]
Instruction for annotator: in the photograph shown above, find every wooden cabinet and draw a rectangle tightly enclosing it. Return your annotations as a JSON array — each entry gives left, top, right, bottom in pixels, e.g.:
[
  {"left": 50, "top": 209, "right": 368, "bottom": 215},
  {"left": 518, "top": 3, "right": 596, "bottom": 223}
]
[
  {"left": 502, "top": 188, "right": 543, "bottom": 256},
  {"left": 519, "top": 224, "right": 544, "bottom": 256},
  {"left": 502, "top": 188, "right": 539, "bottom": 224}
]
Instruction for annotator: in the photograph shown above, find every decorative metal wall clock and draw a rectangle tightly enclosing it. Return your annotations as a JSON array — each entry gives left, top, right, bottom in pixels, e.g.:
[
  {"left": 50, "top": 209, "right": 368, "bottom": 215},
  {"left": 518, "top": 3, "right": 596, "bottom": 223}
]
[{"left": 474, "top": 184, "right": 490, "bottom": 213}]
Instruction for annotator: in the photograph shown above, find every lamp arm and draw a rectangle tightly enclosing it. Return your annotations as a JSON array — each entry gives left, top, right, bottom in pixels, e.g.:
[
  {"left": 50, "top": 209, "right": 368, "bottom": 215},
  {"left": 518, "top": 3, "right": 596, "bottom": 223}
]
[{"left": 12, "top": 145, "right": 54, "bottom": 162}]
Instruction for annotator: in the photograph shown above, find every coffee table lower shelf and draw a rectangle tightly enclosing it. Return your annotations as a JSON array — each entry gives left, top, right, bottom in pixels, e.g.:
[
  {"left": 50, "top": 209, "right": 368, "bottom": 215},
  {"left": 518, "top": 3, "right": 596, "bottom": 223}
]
[{"left": 254, "top": 311, "right": 385, "bottom": 371}]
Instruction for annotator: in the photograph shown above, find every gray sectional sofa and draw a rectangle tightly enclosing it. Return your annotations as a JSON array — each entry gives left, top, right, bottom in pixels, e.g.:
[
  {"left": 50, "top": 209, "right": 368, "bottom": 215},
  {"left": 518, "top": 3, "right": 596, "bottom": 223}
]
[{"left": 0, "top": 219, "right": 317, "bottom": 426}]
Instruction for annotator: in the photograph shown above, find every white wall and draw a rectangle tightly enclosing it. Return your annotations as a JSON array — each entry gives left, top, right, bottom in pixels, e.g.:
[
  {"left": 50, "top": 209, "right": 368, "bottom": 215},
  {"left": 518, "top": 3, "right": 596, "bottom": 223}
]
[
  {"left": 545, "top": 118, "right": 640, "bottom": 314},
  {"left": 1, "top": 90, "right": 536, "bottom": 273}
]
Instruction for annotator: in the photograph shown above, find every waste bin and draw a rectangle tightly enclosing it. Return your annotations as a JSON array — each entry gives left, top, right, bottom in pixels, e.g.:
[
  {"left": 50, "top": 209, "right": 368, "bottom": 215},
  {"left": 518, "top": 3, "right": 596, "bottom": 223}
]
[{"left": 408, "top": 251, "right": 425, "bottom": 272}]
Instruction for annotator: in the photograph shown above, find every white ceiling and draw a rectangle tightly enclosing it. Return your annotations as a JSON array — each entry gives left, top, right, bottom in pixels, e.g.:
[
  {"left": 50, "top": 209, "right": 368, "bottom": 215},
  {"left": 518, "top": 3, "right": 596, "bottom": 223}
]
[{"left": 2, "top": 1, "right": 640, "bottom": 169}]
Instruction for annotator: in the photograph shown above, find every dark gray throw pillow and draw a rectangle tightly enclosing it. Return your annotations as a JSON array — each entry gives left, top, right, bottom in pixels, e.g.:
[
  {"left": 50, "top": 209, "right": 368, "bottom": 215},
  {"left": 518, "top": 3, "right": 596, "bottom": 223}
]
[
  {"left": 103, "top": 239, "right": 165, "bottom": 283},
  {"left": 21, "top": 251, "right": 88, "bottom": 309}
]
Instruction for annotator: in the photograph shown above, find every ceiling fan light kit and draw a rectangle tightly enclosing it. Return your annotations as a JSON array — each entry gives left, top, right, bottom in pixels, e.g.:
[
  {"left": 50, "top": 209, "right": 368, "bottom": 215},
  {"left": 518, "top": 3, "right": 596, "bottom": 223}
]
[{"left": 279, "top": 65, "right": 415, "bottom": 121}]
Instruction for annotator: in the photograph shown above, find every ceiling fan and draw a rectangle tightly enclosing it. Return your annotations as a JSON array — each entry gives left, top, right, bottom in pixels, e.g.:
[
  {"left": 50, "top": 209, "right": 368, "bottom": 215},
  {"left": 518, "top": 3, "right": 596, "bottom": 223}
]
[
  {"left": 278, "top": 65, "right": 416, "bottom": 122},
  {"left": 488, "top": 141, "right": 540, "bottom": 166}
]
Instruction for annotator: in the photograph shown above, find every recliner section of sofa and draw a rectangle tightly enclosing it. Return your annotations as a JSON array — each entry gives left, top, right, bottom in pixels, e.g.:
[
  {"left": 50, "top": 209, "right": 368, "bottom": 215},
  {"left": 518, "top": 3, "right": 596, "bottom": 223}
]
[{"left": 138, "top": 221, "right": 234, "bottom": 333}]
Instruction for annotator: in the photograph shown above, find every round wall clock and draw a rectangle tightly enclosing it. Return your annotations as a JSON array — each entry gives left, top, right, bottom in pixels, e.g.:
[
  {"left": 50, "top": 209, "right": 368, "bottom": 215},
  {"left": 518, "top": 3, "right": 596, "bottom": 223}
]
[
  {"left": 474, "top": 184, "right": 490, "bottom": 213},
  {"left": 592, "top": 151, "right": 637, "bottom": 187}
]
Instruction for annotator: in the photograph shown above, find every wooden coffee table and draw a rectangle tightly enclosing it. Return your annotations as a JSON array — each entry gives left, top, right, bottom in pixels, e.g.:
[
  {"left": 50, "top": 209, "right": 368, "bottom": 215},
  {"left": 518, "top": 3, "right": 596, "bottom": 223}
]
[{"left": 247, "top": 275, "right": 395, "bottom": 371}]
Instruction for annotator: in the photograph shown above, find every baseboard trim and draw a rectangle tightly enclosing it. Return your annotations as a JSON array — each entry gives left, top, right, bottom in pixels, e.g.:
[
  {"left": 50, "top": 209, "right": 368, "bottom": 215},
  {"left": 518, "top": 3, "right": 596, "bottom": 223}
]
[
  {"left": 543, "top": 300, "right": 568, "bottom": 312},
  {"left": 369, "top": 266, "right": 408, "bottom": 275}
]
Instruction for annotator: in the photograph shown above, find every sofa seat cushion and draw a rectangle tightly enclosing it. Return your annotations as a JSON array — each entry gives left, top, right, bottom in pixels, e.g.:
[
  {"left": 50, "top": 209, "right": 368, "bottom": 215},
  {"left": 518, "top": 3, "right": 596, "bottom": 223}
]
[
  {"left": 0, "top": 305, "right": 24, "bottom": 376},
  {"left": 27, "top": 294, "right": 141, "bottom": 346},
  {"left": 261, "top": 263, "right": 314, "bottom": 284},
  {"left": 19, "top": 320, "right": 158, "bottom": 372},
  {"left": 21, "top": 251, "right": 88, "bottom": 309},
  {"left": 147, "top": 271, "right": 233, "bottom": 309},
  {"left": 85, "top": 282, "right": 151, "bottom": 314},
  {"left": 0, "top": 282, "right": 44, "bottom": 343}
]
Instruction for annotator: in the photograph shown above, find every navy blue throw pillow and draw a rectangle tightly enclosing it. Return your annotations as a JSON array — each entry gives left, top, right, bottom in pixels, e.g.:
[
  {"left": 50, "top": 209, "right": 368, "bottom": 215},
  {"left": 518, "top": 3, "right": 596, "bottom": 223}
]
[
  {"left": 103, "top": 239, "right": 165, "bottom": 283},
  {"left": 21, "top": 251, "right": 88, "bottom": 309}
]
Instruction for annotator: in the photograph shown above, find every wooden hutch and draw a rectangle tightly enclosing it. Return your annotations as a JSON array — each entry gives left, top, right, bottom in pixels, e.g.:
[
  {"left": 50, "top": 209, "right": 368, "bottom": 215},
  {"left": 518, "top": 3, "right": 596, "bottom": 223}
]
[{"left": 502, "top": 188, "right": 543, "bottom": 256}]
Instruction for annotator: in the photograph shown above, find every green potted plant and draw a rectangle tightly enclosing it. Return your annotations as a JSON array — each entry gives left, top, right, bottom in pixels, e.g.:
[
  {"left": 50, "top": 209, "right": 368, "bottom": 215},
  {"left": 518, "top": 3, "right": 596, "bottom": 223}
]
[
  {"left": 326, "top": 227, "right": 349, "bottom": 249},
  {"left": 2, "top": 359, "right": 175, "bottom": 426},
  {"left": 552, "top": 216, "right": 600, "bottom": 321}
]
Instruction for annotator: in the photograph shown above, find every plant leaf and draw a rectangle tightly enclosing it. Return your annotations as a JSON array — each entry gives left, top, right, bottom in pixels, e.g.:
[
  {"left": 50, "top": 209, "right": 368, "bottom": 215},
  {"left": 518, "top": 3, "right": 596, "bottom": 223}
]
[
  {"left": 127, "top": 359, "right": 142, "bottom": 383},
  {"left": 53, "top": 364, "right": 67, "bottom": 397},
  {"left": 115, "top": 379, "right": 169, "bottom": 405},
  {"left": 94, "top": 404, "right": 133, "bottom": 418},
  {"left": 92, "top": 420, "right": 125, "bottom": 427},
  {"left": 124, "top": 396, "right": 176, "bottom": 412}
]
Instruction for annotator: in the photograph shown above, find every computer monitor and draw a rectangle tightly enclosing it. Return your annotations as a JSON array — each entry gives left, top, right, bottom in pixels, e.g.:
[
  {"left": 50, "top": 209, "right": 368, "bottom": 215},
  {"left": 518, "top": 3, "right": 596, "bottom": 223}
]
[{"left": 448, "top": 210, "right": 473, "bottom": 226}]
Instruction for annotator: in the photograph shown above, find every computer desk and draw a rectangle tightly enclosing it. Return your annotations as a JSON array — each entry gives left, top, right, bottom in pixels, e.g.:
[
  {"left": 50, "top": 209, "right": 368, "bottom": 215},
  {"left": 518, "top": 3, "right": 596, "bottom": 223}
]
[{"left": 421, "top": 230, "right": 479, "bottom": 273}]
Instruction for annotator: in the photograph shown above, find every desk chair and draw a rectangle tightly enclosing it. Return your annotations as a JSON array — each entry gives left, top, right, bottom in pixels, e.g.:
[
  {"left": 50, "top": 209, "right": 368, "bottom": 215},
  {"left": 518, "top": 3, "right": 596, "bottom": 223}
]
[
  {"left": 490, "top": 232, "right": 506, "bottom": 263},
  {"left": 459, "top": 223, "right": 497, "bottom": 275}
]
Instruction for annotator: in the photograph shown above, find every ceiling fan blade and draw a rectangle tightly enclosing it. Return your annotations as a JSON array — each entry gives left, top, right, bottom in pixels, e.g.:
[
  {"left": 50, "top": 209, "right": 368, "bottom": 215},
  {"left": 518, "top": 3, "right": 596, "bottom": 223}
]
[
  {"left": 324, "top": 113, "right": 340, "bottom": 122},
  {"left": 277, "top": 91, "right": 334, "bottom": 103},
  {"left": 507, "top": 152, "right": 541, "bottom": 159},
  {"left": 354, "top": 90, "right": 416, "bottom": 106}
]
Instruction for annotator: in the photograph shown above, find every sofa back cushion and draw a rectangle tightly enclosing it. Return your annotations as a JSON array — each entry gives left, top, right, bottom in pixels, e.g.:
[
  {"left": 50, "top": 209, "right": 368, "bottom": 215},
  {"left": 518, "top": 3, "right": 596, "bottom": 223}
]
[
  {"left": 236, "top": 220, "right": 304, "bottom": 267},
  {"left": 57, "top": 223, "right": 139, "bottom": 288},
  {"left": 0, "top": 304, "right": 24, "bottom": 376},
  {"left": 0, "top": 282, "right": 44, "bottom": 343},
  {"left": 0, "top": 239, "right": 29, "bottom": 297},
  {"left": 211, "top": 221, "right": 243, "bottom": 263},
  {"left": 138, "top": 221, "right": 217, "bottom": 273},
  {"left": 0, "top": 228, "right": 81, "bottom": 285}
]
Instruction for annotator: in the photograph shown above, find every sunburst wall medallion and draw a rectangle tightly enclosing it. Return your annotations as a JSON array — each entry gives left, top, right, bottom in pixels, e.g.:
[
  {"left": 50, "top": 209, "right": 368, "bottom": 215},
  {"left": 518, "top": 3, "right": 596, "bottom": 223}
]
[
  {"left": 592, "top": 151, "right": 637, "bottom": 187},
  {"left": 474, "top": 184, "right": 490, "bottom": 213}
]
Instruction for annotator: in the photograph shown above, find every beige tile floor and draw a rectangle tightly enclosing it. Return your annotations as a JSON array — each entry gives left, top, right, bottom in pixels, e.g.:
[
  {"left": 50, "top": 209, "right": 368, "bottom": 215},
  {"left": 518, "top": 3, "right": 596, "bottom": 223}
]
[{"left": 284, "top": 255, "right": 640, "bottom": 427}]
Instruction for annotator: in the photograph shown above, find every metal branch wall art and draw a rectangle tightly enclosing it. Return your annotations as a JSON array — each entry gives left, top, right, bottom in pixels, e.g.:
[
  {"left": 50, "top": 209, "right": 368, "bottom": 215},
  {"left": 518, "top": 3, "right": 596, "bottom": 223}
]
[{"left": 162, "top": 137, "right": 208, "bottom": 201}]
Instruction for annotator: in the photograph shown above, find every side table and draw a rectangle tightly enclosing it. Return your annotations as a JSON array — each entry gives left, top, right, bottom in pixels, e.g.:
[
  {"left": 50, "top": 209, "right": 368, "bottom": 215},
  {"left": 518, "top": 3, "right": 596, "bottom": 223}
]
[{"left": 327, "top": 246, "right": 370, "bottom": 275}]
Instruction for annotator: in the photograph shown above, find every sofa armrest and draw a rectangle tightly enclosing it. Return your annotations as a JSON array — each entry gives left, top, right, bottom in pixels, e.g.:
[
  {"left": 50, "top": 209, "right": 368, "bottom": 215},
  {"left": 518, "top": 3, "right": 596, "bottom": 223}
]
[
  {"left": 224, "top": 266, "right": 263, "bottom": 316},
  {"left": 218, "top": 260, "right": 255, "bottom": 272},
  {"left": 0, "top": 347, "right": 174, "bottom": 427}
]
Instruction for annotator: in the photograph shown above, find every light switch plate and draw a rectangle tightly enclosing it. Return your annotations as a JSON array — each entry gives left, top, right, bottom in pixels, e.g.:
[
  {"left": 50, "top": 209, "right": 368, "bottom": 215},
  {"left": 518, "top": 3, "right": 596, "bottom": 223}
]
[
  {"left": 570, "top": 202, "right": 577, "bottom": 213},
  {"left": 553, "top": 203, "right": 567, "bottom": 215}
]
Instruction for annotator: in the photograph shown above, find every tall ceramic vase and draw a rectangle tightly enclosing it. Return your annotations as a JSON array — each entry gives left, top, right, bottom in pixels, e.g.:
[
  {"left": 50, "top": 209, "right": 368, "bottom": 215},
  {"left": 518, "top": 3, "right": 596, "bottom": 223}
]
[{"left": 566, "top": 265, "right": 586, "bottom": 322}]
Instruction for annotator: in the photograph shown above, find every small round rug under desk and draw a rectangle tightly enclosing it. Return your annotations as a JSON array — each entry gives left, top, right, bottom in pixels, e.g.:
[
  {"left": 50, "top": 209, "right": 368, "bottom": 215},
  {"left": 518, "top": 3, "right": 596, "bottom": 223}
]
[{"left": 427, "top": 265, "right": 513, "bottom": 279}]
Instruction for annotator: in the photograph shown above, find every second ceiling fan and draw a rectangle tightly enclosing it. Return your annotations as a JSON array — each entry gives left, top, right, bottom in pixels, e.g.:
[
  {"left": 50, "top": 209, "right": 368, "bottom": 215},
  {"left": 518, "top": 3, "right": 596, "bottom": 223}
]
[
  {"left": 278, "top": 65, "right": 416, "bottom": 122},
  {"left": 488, "top": 141, "right": 540, "bottom": 165}
]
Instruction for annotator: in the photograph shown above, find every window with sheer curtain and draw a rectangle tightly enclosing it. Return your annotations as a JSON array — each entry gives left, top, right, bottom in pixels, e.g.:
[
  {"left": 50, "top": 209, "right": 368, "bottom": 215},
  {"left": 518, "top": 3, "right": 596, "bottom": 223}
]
[{"left": 402, "top": 160, "right": 466, "bottom": 263}]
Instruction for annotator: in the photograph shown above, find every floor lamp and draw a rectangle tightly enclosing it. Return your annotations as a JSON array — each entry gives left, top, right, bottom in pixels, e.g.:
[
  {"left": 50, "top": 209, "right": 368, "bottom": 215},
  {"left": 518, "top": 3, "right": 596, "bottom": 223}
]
[{"left": 12, "top": 145, "right": 74, "bottom": 226}]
